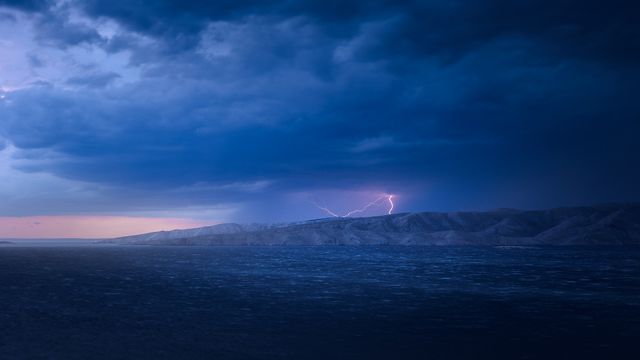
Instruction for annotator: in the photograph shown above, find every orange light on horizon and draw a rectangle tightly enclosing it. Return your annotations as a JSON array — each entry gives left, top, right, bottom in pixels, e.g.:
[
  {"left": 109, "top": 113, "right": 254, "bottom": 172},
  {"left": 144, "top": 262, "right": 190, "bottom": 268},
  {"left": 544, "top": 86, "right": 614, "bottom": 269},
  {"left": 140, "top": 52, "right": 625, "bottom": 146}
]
[{"left": 0, "top": 215, "right": 213, "bottom": 239}]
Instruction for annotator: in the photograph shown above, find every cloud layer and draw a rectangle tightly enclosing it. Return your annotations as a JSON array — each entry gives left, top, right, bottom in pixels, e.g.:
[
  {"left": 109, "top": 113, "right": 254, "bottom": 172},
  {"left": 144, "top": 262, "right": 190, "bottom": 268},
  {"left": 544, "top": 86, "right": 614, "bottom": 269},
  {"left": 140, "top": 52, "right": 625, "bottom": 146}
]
[{"left": 0, "top": 0, "right": 639, "bottom": 224}]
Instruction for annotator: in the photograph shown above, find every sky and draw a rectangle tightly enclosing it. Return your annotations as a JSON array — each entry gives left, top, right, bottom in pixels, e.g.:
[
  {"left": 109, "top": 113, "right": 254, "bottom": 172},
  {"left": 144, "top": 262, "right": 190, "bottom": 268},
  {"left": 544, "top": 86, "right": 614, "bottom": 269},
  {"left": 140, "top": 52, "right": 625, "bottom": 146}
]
[{"left": 0, "top": 0, "right": 639, "bottom": 237}]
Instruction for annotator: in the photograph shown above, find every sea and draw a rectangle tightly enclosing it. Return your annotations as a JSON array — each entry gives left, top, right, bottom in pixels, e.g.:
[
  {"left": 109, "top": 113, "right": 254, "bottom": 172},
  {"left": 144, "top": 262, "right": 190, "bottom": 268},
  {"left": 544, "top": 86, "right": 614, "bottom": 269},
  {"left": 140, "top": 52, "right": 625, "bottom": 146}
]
[{"left": 0, "top": 243, "right": 638, "bottom": 359}]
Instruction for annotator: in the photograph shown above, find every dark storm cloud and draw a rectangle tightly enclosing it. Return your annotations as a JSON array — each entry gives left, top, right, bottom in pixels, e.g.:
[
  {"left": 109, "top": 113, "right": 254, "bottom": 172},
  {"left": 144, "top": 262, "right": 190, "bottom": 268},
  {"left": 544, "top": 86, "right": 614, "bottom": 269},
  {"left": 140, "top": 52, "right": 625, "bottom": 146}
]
[
  {"left": 0, "top": 0, "right": 50, "bottom": 12},
  {"left": 0, "top": 11, "right": 16, "bottom": 21},
  {"left": 0, "top": 0, "right": 639, "bottom": 217},
  {"left": 66, "top": 72, "right": 120, "bottom": 88},
  {"left": 34, "top": 15, "right": 105, "bottom": 47},
  {"left": 355, "top": 0, "right": 640, "bottom": 66},
  {"left": 7, "top": 0, "right": 640, "bottom": 64},
  {"left": 79, "top": 0, "right": 392, "bottom": 32},
  {"left": 72, "top": 0, "right": 639, "bottom": 66}
]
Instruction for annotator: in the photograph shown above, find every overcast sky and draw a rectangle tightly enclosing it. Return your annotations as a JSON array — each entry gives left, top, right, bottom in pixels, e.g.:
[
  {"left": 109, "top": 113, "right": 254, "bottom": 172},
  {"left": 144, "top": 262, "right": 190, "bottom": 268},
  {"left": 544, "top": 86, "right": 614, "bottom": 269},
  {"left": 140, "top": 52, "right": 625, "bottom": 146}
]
[{"left": 0, "top": 0, "right": 638, "bottom": 237}]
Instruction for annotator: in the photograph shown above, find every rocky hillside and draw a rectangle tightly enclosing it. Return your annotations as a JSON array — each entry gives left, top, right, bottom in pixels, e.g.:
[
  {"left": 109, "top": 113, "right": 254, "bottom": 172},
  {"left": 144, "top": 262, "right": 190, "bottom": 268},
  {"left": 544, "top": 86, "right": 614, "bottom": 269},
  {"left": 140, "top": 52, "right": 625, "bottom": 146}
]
[{"left": 103, "top": 204, "right": 640, "bottom": 246}]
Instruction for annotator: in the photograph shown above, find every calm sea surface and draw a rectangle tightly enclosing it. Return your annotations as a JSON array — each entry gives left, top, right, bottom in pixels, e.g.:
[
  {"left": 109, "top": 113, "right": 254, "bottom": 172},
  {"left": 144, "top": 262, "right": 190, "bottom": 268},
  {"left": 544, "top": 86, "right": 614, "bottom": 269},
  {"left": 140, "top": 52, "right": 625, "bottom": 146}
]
[{"left": 0, "top": 245, "right": 638, "bottom": 359}]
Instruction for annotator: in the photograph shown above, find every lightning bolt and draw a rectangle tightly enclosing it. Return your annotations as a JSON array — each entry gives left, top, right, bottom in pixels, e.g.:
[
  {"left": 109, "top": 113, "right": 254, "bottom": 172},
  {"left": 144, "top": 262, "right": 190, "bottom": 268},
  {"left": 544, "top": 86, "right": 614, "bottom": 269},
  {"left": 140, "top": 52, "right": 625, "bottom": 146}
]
[
  {"left": 313, "top": 194, "right": 395, "bottom": 218},
  {"left": 343, "top": 195, "right": 388, "bottom": 217},
  {"left": 312, "top": 201, "right": 340, "bottom": 218}
]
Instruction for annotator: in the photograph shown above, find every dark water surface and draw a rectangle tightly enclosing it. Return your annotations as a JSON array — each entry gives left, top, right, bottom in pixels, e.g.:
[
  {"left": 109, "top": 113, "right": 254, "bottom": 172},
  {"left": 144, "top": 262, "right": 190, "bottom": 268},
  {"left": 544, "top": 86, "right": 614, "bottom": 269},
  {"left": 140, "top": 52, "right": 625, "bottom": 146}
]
[{"left": 0, "top": 245, "right": 638, "bottom": 359}]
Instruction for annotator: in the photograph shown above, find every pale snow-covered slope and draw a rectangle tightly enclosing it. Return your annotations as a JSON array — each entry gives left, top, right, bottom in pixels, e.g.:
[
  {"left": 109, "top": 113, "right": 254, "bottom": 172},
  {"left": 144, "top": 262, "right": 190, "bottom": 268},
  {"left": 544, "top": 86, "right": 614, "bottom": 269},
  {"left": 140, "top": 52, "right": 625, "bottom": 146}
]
[
  {"left": 107, "top": 223, "right": 290, "bottom": 243},
  {"left": 103, "top": 203, "right": 640, "bottom": 246}
]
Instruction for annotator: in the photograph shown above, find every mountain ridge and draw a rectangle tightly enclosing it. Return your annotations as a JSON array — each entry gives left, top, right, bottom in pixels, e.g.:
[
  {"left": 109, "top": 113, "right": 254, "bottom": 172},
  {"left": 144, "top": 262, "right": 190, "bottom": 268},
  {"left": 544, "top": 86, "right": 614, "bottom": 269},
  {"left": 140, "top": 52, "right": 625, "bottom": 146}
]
[{"left": 102, "top": 203, "right": 640, "bottom": 246}]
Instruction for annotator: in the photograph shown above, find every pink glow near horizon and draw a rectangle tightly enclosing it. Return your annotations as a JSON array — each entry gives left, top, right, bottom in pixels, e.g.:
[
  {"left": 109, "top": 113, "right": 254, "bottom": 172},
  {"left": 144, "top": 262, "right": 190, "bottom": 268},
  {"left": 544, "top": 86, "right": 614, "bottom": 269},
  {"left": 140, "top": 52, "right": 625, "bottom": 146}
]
[{"left": 0, "top": 216, "right": 213, "bottom": 239}]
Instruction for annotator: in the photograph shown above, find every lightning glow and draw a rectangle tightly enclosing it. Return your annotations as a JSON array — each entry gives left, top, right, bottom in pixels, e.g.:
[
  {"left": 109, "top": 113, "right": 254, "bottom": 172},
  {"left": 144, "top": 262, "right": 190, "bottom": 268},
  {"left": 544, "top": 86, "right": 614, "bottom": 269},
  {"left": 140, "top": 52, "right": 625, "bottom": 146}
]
[
  {"left": 313, "top": 194, "right": 395, "bottom": 218},
  {"left": 0, "top": 86, "right": 15, "bottom": 101}
]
